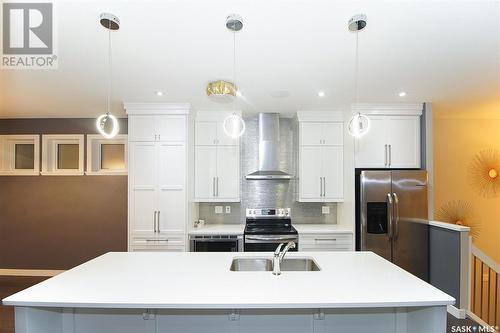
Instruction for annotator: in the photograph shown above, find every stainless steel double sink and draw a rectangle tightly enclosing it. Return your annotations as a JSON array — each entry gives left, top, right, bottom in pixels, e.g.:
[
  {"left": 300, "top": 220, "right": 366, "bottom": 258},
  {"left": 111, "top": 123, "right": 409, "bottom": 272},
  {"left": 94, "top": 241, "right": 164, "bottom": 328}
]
[{"left": 230, "top": 257, "right": 321, "bottom": 272}]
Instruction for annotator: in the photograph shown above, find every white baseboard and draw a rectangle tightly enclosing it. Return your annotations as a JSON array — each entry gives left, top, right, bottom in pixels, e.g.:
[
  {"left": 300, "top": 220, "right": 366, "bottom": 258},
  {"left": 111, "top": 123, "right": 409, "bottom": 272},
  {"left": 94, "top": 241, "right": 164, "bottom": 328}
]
[{"left": 447, "top": 305, "right": 467, "bottom": 319}]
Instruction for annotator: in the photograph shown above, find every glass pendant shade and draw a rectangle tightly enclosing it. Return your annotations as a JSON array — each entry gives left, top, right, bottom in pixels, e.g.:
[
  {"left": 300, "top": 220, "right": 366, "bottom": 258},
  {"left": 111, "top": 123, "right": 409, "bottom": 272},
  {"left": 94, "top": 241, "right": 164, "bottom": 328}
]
[
  {"left": 348, "top": 113, "right": 370, "bottom": 138},
  {"left": 223, "top": 113, "right": 245, "bottom": 139},
  {"left": 96, "top": 113, "right": 119, "bottom": 139}
]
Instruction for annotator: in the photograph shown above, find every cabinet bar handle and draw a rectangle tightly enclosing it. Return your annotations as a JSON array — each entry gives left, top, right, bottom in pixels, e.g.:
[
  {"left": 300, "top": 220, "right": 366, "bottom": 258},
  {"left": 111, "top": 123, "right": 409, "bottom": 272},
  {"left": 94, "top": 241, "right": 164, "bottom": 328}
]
[
  {"left": 388, "top": 145, "right": 392, "bottom": 167},
  {"left": 153, "top": 211, "right": 157, "bottom": 233},
  {"left": 315, "top": 238, "right": 337, "bottom": 242},
  {"left": 319, "top": 177, "right": 322, "bottom": 197},
  {"left": 384, "top": 144, "right": 387, "bottom": 167},
  {"left": 212, "top": 177, "right": 215, "bottom": 197},
  {"left": 323, "top": 177, "right": 326, "bottom": 197},
  {"left": 157, "top": 211, "right": 161, "bottom": 233}
]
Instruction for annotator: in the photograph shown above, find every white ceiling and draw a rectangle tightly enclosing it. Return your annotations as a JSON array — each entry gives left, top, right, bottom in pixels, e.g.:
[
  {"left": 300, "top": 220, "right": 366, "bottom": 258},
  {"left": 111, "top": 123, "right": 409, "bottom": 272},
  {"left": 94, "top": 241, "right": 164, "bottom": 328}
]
[{"left": 1, "top": 0, "right": 499, "bottom": 118}]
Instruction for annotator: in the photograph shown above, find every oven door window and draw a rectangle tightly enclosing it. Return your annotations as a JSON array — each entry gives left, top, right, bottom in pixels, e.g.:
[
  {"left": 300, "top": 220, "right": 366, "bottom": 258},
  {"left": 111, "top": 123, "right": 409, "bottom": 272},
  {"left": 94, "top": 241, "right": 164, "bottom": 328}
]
[{"left": 194, "top": 240, "right": 238, "bottom": 252}]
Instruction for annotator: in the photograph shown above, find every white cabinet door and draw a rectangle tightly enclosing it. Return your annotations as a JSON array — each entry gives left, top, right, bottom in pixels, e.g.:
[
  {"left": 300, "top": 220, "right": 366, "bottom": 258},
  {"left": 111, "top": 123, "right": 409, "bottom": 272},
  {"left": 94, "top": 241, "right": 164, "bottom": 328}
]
[
  {"left": 216, "top": 145, "right": 239, "bottom": 200},
  {"left": 299, "top": 146, "right": 323, "bottom": 200},
  {"left": 157, "top": 116, "right": 186, "bottom": 142},
  {"left": 323, "top": 123, "right": 343, "bottom": 146},
  {"left": 157, "top": 143, "right": 186, "bottom": 234},
  {"left": 386, "top": 116, "right": 420, "bottom": 168},
  {"left": 194, "top": 146, "right": 217, "bottom": 200},
  {"left": 195, "top": 122, "right": 217, "bottom": 145},
  {"left": 355, "top": 116, "right": 388, "bottom": 168},
  {"left": 216, "top": 121, "right": 239, "bottom": 146},
  {"left": 129, "top": 143, "right": 157, "bottom": 234},
  {"left": 300, "top": 123, "right": 324, "bottom": 146},
  {"left": 323, "top": 146, "right": 343, "bottom": 201},
  {"left": 129, "top": 116, "right": 157, "bottom": 142}
]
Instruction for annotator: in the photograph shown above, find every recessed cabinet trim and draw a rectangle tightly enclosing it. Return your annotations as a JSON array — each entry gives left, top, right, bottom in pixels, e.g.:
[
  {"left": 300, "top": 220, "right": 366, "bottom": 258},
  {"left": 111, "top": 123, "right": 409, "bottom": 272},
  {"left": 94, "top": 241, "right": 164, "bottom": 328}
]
[
  {"left": 41, "top": 134, "right": 84, "bottom": 176},
  {"left": 86, "top": 134, "right": 128, "bottom": 175},
  {"left": 0, "top": 135, "right": 40, "bottom": 176}
]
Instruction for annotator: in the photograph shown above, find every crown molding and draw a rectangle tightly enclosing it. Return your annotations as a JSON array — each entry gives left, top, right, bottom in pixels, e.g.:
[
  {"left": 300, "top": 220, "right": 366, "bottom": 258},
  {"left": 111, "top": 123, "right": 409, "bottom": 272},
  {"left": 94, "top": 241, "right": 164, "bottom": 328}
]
[
  {"left": 123, "top": 103, "right": 190, "bottom": 115},
  {"left": 351, "top": 103, "right": 423, "bottom": 116},
  {"left": 194, "top": 110, "right": 242, "bottom": 121}
]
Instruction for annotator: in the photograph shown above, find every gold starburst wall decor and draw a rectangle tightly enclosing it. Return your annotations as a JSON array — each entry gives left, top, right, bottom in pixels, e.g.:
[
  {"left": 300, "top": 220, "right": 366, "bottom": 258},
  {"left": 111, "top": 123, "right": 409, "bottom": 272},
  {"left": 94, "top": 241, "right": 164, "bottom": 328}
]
[
  {"left": 435, "top": 200, "right": 480, "bottom": 239},
  {"left": 469, "top": 148, "right": 500, "bottom": 198}
]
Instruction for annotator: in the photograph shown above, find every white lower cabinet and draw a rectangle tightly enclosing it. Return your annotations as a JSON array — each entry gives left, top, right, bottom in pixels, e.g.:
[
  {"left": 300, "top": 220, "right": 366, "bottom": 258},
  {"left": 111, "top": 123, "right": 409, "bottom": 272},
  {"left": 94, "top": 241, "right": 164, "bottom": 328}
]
[{"left": 299, "top": 233, "right": 353, "bottom": 251}]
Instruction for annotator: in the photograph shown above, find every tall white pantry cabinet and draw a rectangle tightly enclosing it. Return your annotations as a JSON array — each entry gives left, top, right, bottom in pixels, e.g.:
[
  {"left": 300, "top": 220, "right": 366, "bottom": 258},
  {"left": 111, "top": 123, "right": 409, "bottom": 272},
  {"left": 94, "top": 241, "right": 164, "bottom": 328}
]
[{"left": 125, "top": 103, "right": 193, "bottom": 252}]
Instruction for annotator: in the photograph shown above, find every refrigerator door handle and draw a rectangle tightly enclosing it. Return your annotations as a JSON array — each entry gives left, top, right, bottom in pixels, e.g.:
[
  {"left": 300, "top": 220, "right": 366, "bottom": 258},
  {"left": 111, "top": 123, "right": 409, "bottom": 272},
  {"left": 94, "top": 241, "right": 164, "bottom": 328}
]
[
  {"left": 386, "top": 193, "right": 393, "bottom": 240},
  {"left": 392, "top": 192, "right": 400, "bottom": 240}
]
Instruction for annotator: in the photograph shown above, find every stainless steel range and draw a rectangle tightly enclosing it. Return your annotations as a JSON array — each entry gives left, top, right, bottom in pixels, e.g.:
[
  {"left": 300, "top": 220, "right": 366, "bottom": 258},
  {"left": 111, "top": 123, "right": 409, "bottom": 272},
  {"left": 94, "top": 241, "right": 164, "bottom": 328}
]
[{"left": 244, "top": 208, "right": 298, "bottom": 252}]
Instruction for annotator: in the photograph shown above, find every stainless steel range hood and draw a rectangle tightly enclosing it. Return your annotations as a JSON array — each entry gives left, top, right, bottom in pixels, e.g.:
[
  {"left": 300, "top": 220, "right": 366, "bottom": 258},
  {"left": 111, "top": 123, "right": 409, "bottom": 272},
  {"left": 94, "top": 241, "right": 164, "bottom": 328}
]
[{"left": 246, "top": 113, "right": 292, "bottom": 180}]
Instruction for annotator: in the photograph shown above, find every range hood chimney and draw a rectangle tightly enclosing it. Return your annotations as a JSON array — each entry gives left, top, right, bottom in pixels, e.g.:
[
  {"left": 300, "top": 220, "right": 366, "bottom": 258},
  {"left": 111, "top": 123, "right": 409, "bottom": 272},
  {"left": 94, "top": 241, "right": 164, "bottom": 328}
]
[{"left": 246, "top": 113, "right": 292, "bottom": 180}]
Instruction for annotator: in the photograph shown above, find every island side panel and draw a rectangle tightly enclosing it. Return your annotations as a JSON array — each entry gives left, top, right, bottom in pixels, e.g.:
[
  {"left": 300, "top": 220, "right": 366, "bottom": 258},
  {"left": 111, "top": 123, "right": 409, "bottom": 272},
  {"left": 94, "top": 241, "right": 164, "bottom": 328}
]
[{"left": 14, "top": 306, "right": 448, "bottom": 333}]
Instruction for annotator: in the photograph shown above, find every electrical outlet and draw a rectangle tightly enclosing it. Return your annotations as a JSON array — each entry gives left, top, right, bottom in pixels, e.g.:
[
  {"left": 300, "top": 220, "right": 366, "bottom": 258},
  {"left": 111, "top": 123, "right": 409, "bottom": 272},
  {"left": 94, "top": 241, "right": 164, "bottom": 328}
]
[
  {"left": 215, "top": 206, "right": 223, "bottom": 214},
  {"left": 225, "top": 206, "right": 231, "bottom": 214},
  {"left": 322, "top": 206, "right": 330, "bottom": 214}
]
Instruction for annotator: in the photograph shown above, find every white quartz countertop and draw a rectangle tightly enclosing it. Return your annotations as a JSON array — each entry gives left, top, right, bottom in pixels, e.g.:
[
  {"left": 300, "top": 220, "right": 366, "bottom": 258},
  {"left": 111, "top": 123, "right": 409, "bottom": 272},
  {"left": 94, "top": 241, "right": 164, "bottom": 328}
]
[
  {"left": 189, "top": 224, "right": 244, "bottom": 236},
  {"left": 3, "top": 252, "right": 454, "bottom": 309},
  {"left": 294, "top": 224, "right": 353, "bottom": 234},
  {"left": 188, "top": 224, "right": 352, "bottom": 235}
]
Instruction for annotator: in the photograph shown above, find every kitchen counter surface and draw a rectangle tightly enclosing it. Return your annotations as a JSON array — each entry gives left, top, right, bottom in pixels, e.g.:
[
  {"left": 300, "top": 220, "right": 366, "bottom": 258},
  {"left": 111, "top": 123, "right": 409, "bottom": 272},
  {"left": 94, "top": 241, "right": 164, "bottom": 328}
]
[
  {"left": 188, "top": 224, "right": 244, "bottom": 235},
  {"left": 3, "top": 251, "right": 454, "bottom": 309},
  {"left": 429, "top": 220, "right": 470, "bottom": 232},
  {"left": 294, "top": 224, "right": 353, "bottom": 234},
  {"left": 188, "top": 224, "right": 352, "bottom": 236}
]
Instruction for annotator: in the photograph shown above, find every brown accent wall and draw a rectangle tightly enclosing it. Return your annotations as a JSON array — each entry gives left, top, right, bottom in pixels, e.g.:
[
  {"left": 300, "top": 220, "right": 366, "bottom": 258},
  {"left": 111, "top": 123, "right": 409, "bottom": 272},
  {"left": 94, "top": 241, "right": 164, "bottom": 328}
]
[{"left": 0, "top": 119, "right": 128, "bottom": 270}]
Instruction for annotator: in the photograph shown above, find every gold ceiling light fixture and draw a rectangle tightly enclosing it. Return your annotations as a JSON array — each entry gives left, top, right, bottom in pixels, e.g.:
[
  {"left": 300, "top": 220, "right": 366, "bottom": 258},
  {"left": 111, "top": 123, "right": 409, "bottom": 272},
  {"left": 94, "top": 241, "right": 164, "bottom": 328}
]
[
  {"left": 347, "top": 14, "right": 370, "bottom": 138},
  {"left": 435, "top": 200, "right": 480, "bottom": 239},
  {"left": 206, "top": 80, "right": 236, "bottom": 98},
  {"left": 221, "top": 13, "right": 245, "bottom": 139},
  {"left": 469, "top": 148, "right": 500, "bottom": 198},
  {"left": 96, "top": 13, "right": 120, "bottom": 139}
]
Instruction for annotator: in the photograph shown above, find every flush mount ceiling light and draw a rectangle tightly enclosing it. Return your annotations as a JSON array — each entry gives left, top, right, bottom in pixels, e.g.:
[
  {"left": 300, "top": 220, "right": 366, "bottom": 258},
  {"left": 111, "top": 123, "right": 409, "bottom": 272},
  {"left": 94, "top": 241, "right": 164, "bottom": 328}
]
[
  {"left": 399, "top": 91, "right": 407, "bottom": 97},
  {"left": 155, "top": 91, "right": 164, "bottom": 96},
  {"left": 318, "top": 91, "right": 325, "bottom": 97},
  {"left": 347, "top": 14, "right": 370, "bottom": 138},
  {"left": 96, "top": 13, "right": 120, "bottom": 139},
  {"left": 222, "top": 13, "right": 245, "bottom": 139},
  {"left": 206, "top": 80, "right": 236, "bottom": 99}
]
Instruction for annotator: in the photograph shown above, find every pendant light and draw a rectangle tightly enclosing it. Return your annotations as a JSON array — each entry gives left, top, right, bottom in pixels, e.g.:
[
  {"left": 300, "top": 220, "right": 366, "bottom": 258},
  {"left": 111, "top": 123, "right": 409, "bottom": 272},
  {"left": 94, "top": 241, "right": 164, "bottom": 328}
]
[
  {"left": 96, "top": 13, "right": 120, "bottom": 139},
  {"left": 347, "top": 14, "right": 370, "bottom": 138},
  {"left": 222, "top": 14, "right": 246, "bottom": 139}
]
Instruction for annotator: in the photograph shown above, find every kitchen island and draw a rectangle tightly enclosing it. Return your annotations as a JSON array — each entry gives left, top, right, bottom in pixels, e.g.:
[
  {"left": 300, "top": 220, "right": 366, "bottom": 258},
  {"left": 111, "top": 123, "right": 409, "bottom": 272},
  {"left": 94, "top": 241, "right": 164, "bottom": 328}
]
[{"left": 3, "top": 252, "right": 454, "bottom": 333}]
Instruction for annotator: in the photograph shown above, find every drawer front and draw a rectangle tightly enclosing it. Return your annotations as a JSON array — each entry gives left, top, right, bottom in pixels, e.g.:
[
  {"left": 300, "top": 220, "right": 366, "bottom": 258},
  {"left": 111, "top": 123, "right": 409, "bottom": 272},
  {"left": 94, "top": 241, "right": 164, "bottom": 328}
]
[
  {"left": 300, "top": 233, "right": 352, "bottom": 245},
  {"left": 300, "top": 245, "right": 351, "bottom": 252},
  {"left": 130, "top": 245, "right": 185, "bottom": 252},
  {"left": 299, "top": 233, "right": 352, "bottom": 252},
  {"left": 130, "top": 235, "right": 186, "bottom": 251}
]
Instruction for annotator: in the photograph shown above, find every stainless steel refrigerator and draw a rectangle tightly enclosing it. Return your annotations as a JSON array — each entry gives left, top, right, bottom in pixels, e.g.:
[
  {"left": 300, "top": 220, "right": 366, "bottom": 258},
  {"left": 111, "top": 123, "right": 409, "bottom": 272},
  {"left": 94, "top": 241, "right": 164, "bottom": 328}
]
[{"left": 356, "top": 170, "right": 429, "bottom": 281}]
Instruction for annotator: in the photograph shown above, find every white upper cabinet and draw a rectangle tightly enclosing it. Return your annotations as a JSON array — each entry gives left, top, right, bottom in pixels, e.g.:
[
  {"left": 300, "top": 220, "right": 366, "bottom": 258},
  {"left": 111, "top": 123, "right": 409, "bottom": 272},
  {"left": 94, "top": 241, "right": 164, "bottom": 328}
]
[
  {"left": 296, "top": 112, "right": 344, "bottom": 202},
  {"left": 129, "top": 114, "right": 187, "bottom": 142},
  {"left": 194, "top": 112, "right": 241, "bottom": 202},
  {"left": 195, "top": 121, "right": 238, "bottom": 146},
  {"left": 300, "top": 122, "right": 343, "bottom": 146},
  {"left": 354, "top": 104, "right": 422, "bottom": 169}
]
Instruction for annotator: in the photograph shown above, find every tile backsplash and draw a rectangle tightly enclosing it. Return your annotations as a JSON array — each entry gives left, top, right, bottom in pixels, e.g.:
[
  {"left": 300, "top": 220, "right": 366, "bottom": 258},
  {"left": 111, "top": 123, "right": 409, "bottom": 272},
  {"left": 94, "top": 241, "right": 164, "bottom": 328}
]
[{"left": 198, "top": 115, "right": 337, "bottom": 225}]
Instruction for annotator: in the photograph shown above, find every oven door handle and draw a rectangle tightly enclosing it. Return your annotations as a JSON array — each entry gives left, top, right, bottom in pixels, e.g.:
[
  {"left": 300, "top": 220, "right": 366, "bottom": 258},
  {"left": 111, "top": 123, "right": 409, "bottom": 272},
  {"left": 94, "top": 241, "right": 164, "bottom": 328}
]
[{"left": 245, "top": 235, "right": 298, "bottom": 242}]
